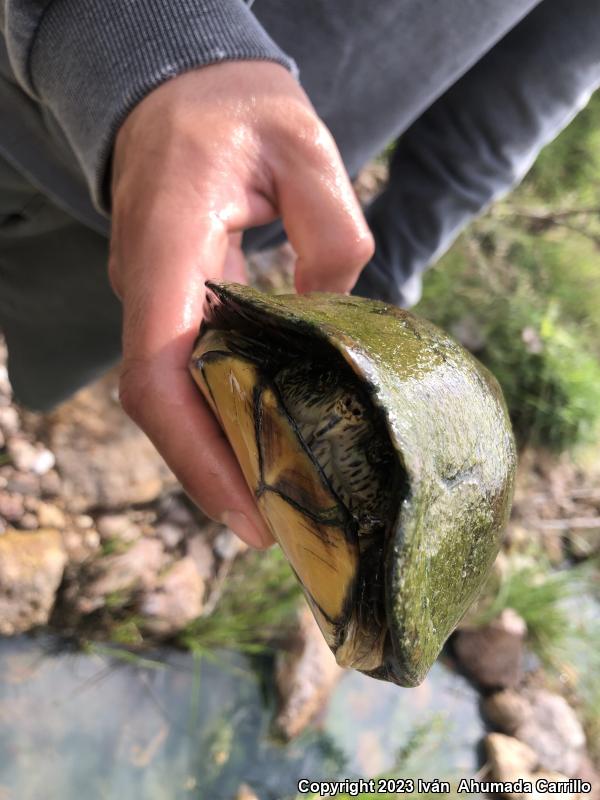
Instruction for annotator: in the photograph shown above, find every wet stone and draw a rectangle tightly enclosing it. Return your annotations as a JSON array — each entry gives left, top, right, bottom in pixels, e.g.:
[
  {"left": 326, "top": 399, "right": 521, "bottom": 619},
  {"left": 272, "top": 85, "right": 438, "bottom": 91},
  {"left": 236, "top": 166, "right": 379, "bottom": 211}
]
[
  {"left": 514, "top": 689, "right": 586, "bottom": 777},
  {"left": 453, "top": 608, "right": 527, "bottom": 689},
  {"left": 275, "top": 606, "right": 343, "bottom": 740},
  {"left": 485, "top": 688, "right": 586, "bottom": 778}
]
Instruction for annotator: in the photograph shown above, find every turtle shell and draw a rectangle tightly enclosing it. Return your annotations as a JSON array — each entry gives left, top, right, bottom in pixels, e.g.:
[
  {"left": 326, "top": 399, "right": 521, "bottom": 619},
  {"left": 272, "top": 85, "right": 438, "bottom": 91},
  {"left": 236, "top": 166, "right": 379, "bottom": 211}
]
[{"left": 190, "top": 281, "right": 516, "bottom": 687}]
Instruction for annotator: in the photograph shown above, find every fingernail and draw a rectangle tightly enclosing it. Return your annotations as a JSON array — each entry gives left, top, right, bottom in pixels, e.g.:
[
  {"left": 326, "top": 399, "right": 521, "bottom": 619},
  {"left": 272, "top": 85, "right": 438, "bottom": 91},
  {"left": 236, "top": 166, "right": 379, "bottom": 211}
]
[{"left": 221, "top": 510, "right": 271, "bottom": 549}]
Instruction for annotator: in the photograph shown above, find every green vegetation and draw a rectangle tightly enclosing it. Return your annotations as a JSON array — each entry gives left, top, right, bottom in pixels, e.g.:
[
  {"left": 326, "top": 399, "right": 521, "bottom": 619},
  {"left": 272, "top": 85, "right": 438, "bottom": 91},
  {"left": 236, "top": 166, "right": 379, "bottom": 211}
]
[
  {"left": 178, "top": 546, "right": 301, "bottom": 656},
  {"left": 475, "top": 558, "right": 597, "bottom": 668},
  {"left": 295, "top": 717, "right": 468, "bottom": 800},
  {"left": 416, "top": 94, "right": 600, "bottom": 450}
]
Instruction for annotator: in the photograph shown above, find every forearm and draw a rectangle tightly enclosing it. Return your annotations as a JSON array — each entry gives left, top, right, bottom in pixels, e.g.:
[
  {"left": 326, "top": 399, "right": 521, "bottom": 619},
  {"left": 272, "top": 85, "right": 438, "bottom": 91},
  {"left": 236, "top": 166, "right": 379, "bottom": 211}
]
[
  {"left": 354, "top": 0, "right": 600, "bottom": 307},
  {"left": 2, "top": 0, "right": 296, "bottom": 211}
]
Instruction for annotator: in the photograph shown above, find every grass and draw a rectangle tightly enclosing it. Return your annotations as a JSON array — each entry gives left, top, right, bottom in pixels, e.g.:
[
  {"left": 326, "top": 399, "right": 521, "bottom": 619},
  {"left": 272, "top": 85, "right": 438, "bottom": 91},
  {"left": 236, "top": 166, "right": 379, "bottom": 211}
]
[
  {"left": 293, "top": 719, "right": 473, "bottom": 800},
  {"left": 475, "top": 559, "right": 598, "bottom": 669},
  {"left": 178, "top": 546, "right": 302, "bottom": 656}
]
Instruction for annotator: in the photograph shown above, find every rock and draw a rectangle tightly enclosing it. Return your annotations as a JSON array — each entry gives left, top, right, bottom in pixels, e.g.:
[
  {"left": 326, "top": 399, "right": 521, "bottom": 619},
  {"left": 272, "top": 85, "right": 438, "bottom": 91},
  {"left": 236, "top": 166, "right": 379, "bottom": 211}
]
[
  {"left": 235, "top": 784, "right": 260, "bottom": 800},
  {"left": 0, "top": 406, "right": 19, "bottom": 436},
  {"left": 531, "top": 771, "right": 582, "bottom": 800},
  {"left": 486, "top": 733, "right": 538, "bottom": 795},
  {"left": 541, "top": 531, "right": 565, "bottom": 565},
  {"left": 0, "top": 529, "right": 67, "bottom": 634},
  {"left": 23, "top": 495, "right": 39, "bottom": 513},
  {"left": 37, "top": 502, "right": 66, "bottom": 530},
  {"left": 159, "top": 495, "right": 197, "bottom": 528},
  {"left": 5, "top": 471, "right": 41, "bottom": 496},
  {"left": 275, "top": 606, "right": 344, "bottom": 739},
  {"left": 186, "top": 534, "right": 216, "bottom": 581},
  {"left": 82, "top": 529, "right": 100, "bottom": 550},
  {"left": 80, "top": 537, "right": 166, "bottom": 613},
  {"left": 214, "top": 528, "right": 248, "bottom": 560},
  {"left": 486, "top": 736, "right": 578, "bottom": 800},
  {"left": 19, "top": 512, "right": 39, "bottom": 530},
  {"left": 485, "top": 689, "right": 586, "bottom": 778},
  {"left": 515, "top": 690, "right": 586, "bottom": 777},
  {"left": 139, "top": 557, "right": 204, "bottom": 635},
  {"left": 0, "top": 491, "right": 24, "bottom": 524},
  {"left": 45, "top": 372, "right": 176, "bottom": 511},
  {"left": 575, "top": 754, "right": 600, "bottom": 800},
  {"left": 39, "top": 469, "right": 62, "bottom": 498},
  {"left": 453, "top": 608, "right": 527, "bottom": 688},
  {"left": 97, "top": 513, "right": 141, "bottom": 545},
  {"left": 484, "top": 689, "right": 530, "bottom": 733},
  {"left": 568, "top": 524, "right": 600, "bottom": 559},
  {"left": 7, "top": 438, "right": 55, "bottom": 475},
  {"left": 0, "top": 362, "right": 11, "bottom": 398},
  {"left": 155, "top": 522, "right": 184, "bottom": 550}
]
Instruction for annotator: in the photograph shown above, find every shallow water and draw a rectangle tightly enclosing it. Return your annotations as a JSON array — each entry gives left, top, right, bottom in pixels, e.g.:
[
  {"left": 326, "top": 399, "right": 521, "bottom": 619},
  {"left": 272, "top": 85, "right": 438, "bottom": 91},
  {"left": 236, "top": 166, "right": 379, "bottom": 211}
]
[{"left": 0, "top": 637, "right": 484, "bottom": 800}]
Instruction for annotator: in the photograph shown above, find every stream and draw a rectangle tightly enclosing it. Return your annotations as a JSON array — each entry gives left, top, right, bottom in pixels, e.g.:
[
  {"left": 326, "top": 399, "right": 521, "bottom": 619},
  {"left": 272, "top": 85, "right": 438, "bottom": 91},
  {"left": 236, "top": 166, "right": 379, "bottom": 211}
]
[{"left": 0, "top": 637, "right": 484, "bottom": 800}]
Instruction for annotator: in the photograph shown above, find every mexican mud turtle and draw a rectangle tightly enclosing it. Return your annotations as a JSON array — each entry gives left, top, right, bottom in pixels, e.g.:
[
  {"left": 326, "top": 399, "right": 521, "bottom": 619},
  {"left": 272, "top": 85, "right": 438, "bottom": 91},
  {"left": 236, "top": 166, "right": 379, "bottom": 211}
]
[{"left": 190, "top": 282, "right": 516, "bottom": 687}]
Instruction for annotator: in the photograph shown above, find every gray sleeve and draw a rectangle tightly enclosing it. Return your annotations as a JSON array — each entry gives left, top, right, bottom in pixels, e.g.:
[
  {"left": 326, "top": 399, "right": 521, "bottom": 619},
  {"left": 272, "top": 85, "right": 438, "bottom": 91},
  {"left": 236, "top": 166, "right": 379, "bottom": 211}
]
[
  {"left": 353, "top": 0, "right": 600, "bottom": 308},
  {"left": 2, "top": 0, "right": 297, "bottom": 212}
]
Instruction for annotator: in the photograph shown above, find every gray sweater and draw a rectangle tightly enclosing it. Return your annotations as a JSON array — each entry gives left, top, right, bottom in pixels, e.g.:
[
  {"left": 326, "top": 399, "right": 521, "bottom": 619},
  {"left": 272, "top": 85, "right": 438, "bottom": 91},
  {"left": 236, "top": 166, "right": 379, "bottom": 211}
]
[{"left": 1, "top": 0, "right": 295, "bottom": 211}]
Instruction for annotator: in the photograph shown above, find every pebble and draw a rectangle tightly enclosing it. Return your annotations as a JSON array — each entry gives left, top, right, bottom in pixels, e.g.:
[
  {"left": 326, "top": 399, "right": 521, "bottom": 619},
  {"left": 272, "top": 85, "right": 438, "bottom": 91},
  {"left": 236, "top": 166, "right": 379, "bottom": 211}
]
[
  {"left": 0, "top": 529, "right": 67, "bottom": 635},
  {"left": 453, "top": 608, "right": 527, "bottom": 689},
  {"left": 159, "top": 495, "right": 197, "bottom": 528},
  {"left": 0, "top": 492, "right": 24, "bottom": 523},
  {"left": 75, "top": 514, "right": 94, "bottom": 529},
  {"left": 214, "top": 528, "right": 248, "bottom": 560},
  {"left": 156, "top": 522, "right": 184, "bottom": 550},
  {"left": 7, "top": 438, "right": 55, "bottom": 475},
  {"left": 20, "top": 513, "right": 39, "bottom": 530},
  {"left": 37, "top": 502, "right": 66, "bottom": 530},
  {"left": 23, "top": 496, "right": 39, "bottom": 513},
  {"left": 96, "top": 513, "right": 141, "bottom": 544},
  {"left": 83, "top": 530, "right": 101, "bottom": 550},
  {"left": 0, "top": 406, "right": 19, "bottom": 436},
  {"left": 4, "top": 471, "right": 40, "bottom": 496},
  {"left": 40, "top": 470, "right": 62, "bottom": 498},
  {"left": 139, "top": 557, "right": 204, "bottom": 635},
  {"left": 186, "top": 534, "right": 216, "bottom": 580}
]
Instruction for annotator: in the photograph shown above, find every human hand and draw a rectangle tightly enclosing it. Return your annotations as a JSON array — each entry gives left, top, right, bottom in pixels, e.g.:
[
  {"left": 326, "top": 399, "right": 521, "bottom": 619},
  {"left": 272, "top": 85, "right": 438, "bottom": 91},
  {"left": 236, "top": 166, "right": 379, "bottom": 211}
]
[{"left": 109, "top": 61, "right": 374, "bottom": 548}]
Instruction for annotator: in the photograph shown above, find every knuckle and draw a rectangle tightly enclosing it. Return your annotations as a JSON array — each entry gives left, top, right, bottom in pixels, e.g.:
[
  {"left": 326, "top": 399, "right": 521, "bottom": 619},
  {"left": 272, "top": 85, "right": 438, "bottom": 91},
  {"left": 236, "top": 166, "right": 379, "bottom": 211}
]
[
  {"left": 118, "top": 364, "right": 146, "bottom": 421},
  {"left": 349, "top": 232, "right": 376, "bottom": 267},
  {"left": 275, "top": 105, "right": 333, "bottom": 159},
  {"left": 327, "top": 232, "right": 375, "bottom": 275}
]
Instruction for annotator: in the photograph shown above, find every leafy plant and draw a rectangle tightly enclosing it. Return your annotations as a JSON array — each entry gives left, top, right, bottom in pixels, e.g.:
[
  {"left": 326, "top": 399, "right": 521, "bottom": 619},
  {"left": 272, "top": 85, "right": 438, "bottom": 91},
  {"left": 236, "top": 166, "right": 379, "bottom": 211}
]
[{"left": 416, "top": 93, "right": 600, "bottom": 452}]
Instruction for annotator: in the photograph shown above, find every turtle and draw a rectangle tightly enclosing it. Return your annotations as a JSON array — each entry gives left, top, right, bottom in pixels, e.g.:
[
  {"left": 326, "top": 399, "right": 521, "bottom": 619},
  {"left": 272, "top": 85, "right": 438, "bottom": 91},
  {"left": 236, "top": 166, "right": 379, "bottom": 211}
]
[{"left": 189, "top": 281, "right": 516, "bottom": 687}]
